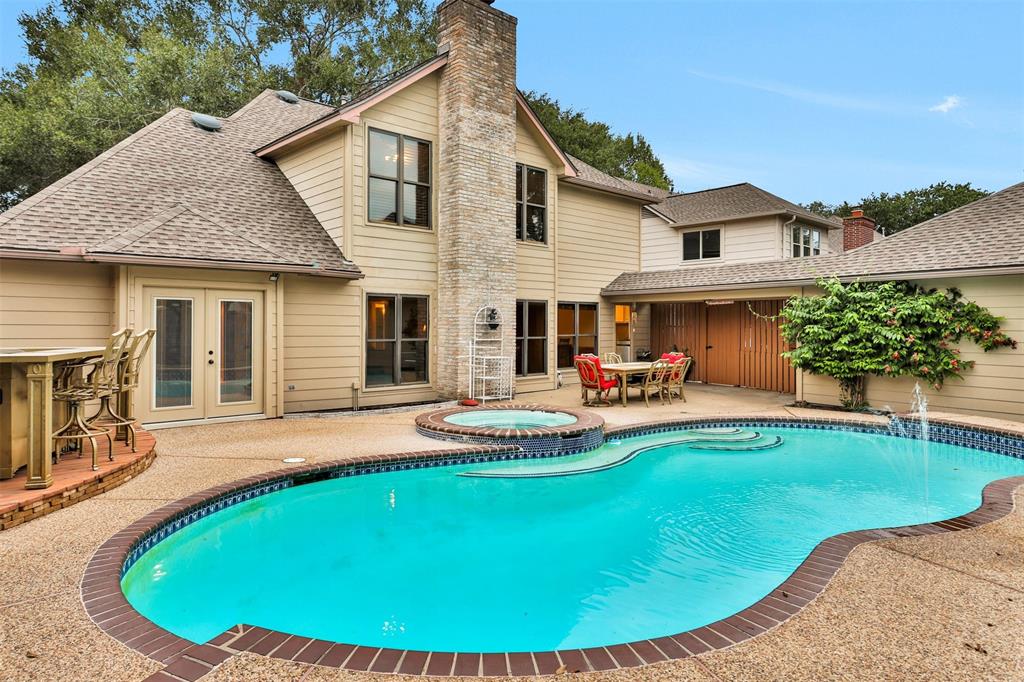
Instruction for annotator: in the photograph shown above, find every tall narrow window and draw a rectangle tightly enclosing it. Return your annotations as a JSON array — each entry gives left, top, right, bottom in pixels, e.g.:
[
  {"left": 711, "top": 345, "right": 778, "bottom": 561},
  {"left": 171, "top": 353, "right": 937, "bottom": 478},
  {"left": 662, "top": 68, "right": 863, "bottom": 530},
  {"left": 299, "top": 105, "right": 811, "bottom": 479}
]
[
  {"left": 515, "top": 300, "right": 548, "bottom": 376},
  {"left": 366, "top": 294, "right": 429, "bottom": 387},
  {"left": 154, "top": 298, "right": 192, "bottom": 408},
  {"left": 515, "top": 163, "right": 547, "bottom": 243},
  {"left": 368, "top": 129, "right": 431, "bottom": 228},
  {"left": 682, "top": 228, "right": 721, "bottom": 261},
  {"left": 791, "top": 225, "right": 822, "bottom": 257},
  {"left": 557, "top": 302, "right": 598, "bottom": 368}
]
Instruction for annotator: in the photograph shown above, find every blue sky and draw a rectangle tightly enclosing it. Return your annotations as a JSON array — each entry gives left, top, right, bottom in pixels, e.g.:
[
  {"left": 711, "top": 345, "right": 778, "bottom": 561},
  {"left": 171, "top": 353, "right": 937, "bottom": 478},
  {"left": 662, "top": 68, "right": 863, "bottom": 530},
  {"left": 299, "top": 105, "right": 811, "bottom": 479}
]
[{"left": 2, "top": 0, "right": 1022, "bottom": 203}]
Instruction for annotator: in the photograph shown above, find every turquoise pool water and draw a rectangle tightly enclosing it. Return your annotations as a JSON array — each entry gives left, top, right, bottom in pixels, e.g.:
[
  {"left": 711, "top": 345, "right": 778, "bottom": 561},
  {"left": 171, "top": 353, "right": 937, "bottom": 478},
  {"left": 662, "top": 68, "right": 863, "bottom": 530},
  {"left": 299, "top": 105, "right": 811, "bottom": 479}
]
[
  {"left": 442, "top": 408, "right": 577, "bottom": 429},
  {"left": 121, "top": 426, "right": 1024, "bottom": 651}
]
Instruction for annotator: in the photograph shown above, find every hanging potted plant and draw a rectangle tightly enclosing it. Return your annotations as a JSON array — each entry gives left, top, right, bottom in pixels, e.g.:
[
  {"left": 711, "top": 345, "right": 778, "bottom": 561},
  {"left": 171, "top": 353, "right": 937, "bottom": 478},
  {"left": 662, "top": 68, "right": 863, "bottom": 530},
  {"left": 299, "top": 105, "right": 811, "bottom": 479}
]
[{"left": 486, "top": 307, "right": 500, "bottom": 330}]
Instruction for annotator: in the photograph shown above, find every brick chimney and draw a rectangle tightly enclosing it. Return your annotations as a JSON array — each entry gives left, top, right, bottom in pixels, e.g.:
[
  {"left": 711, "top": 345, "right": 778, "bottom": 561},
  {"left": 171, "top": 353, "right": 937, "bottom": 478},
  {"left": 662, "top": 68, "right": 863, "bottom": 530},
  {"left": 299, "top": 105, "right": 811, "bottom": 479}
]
[
  {"left": 842, "top": 209, "right": 877, "bottom": 251},
  {"left": 435, "top": 0, "right": 518, "bottom": 398}
]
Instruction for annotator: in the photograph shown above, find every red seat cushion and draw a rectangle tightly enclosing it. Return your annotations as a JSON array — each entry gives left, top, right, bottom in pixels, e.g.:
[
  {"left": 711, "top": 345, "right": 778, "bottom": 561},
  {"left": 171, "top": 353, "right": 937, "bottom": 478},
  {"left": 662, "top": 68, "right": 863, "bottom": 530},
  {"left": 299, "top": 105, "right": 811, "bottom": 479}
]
[
  {"left": 575, "top": 354, "right": 618, "bottom": 390},
  {"left": 661, "top": 352, "right": 689, "bottom": 363}
]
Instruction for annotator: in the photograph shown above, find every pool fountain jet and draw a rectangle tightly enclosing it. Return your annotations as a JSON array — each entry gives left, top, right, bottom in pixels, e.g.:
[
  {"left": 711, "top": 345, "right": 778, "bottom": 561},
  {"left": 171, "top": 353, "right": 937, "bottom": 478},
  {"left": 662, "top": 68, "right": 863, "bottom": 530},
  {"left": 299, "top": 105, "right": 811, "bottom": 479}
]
[
  {"left": 887, "top": 383, "right": 930, "bottom": 443},
  {"left": 886, "top": 383, "right": 931, "bottom": 512}
]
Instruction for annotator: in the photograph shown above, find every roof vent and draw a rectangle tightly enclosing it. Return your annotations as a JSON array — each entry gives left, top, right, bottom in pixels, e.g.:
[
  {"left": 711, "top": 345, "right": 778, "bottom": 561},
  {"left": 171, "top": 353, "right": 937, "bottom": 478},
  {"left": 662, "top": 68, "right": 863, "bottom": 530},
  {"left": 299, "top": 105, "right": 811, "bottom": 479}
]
[
  {"left": 276, "top": 90, "right": 300, "bottom": 104},
  {"left": 191, "top": 113, "right": 222, "bottom": 132}
]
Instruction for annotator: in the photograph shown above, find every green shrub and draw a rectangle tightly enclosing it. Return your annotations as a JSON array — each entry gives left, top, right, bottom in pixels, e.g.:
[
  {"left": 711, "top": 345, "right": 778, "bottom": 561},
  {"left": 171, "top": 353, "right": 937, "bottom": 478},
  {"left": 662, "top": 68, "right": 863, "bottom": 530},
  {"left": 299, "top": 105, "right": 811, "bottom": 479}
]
[{"left": 779, "top": 278, "right": 1017, "bottom": 409}]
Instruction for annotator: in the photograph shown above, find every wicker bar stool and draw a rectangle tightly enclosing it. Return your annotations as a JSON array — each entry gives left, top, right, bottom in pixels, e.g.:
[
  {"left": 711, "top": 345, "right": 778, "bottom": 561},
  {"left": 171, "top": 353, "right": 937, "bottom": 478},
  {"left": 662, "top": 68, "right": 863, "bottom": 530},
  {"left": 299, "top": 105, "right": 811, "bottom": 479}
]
[
  {"left": 52, "top": 329, "right": 131, "bottom": 470},
  {"left": 88, "top": 329, "right": 155, "bottom": 452}
]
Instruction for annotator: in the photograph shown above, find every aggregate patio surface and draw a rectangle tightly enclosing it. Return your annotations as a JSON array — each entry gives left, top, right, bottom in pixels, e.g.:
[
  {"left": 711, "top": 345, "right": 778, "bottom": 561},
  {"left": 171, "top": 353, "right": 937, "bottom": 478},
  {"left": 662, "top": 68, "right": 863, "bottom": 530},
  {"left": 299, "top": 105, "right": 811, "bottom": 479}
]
[{"left": 1, "top": 384, "right": 1022, "bottom": 682}]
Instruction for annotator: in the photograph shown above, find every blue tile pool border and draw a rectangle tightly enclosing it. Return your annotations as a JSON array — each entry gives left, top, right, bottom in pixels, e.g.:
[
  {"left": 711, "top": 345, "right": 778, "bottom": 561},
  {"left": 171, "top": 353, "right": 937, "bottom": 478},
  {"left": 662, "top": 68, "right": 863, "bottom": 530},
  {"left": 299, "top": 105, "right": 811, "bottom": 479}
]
[{"left": 82, "top": 411, "right": 1024, "bottom": 677}]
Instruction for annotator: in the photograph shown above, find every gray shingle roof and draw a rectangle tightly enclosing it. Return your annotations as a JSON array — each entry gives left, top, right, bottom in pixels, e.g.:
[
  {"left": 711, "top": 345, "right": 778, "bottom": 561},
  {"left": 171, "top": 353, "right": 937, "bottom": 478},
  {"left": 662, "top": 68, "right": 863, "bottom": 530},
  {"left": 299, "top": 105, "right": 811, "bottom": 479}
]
[
  {"left": 565, "top": 155, "right": 671, "bottom": 201},
  {"left": 0, "top": 90, "right": 361, "bottom": 277},
  {"left": 604, "top": 181, "right": 1024, "bottom": 294},
  {"left": 652, "top": 182, "right": 841, "bottom": 228}
]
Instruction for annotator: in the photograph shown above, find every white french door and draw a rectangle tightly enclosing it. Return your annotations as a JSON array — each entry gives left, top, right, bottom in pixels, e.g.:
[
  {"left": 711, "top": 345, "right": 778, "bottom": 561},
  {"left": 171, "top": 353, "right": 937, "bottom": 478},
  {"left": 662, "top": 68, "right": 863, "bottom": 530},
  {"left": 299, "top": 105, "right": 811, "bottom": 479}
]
[{"left": 140, "top": 287, "right": 264, "bottom": 423}]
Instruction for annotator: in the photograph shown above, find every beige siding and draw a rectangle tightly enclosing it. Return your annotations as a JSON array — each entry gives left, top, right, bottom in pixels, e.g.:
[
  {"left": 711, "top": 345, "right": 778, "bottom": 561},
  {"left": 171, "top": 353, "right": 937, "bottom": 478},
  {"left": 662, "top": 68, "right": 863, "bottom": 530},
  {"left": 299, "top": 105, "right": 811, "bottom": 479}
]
[
  {"left": 642, "top": 215, "right": 784, "bottom": 271},
  {"left": 0, "top": 259, "right": 115, "bottom": 346},
  {"left": 275, "top": 131, "right": 345, "bottom": 246},
  {"left": 281, "top": 274, "right": 361, "bottom": 412},
  {"left": 343, "top": 71, "right": 440, "bottom": 406},
  {"left": 799, "top": 275, "right": 1024, "bottom": 422},
  {"left": 719, "top": 216, "right": 780, "bottom": 262},
  {"left": 640, "top": 209, "right": 678, "bottom": 271},
  {"left": 514, "top": 117, "right": 558, "bottom": 392},
  {"left": 558, "top": 184, "right": 641, "bottom": 376}
]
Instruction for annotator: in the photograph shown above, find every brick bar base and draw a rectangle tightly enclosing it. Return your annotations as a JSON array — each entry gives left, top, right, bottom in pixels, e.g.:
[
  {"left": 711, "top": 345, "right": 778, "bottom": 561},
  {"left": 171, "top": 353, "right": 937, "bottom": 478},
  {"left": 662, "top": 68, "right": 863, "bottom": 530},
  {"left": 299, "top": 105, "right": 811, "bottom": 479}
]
[{"left": 1, "top": 430, "right": 156, "bottom": 531}]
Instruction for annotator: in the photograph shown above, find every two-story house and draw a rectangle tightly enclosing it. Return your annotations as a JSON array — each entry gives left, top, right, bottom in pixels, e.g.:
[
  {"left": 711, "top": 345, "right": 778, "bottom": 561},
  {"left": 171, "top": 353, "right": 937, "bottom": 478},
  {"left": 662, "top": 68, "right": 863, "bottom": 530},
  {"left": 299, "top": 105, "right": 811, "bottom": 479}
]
[{"left": 0, "top": 0, "right": 666, "bottom": 425}]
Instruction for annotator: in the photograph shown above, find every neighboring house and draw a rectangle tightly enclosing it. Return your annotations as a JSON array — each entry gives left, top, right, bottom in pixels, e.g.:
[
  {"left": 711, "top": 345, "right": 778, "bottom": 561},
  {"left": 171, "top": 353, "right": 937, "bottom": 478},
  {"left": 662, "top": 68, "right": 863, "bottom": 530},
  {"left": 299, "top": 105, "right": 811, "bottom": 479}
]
[
  {"left": 0, "top": 0, "right": 1020, "bottom": 426},
  {"left": 0, "top": 0, "right": 664, "bottom": 424},
  {"left": 608, "top": 182, "right": 1024, "bottom": 421}
]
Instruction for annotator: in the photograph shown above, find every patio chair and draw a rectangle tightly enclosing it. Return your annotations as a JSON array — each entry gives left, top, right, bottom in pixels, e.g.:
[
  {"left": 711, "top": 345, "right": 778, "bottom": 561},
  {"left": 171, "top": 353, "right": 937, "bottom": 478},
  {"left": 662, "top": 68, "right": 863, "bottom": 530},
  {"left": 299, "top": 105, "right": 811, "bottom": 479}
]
[
  {"left": 52, "top": 328, "right": 132, "bottom": 470},
  {"left": 87, "top": 329, "right": 155, "bottom": 452},
  {"left": 663, "top": 356, "right": 692, "bottom": 403},
  {"left": 637, "top": 358, "right": 671, "bottom": 407},
  {"left": 602, "top": 352, "right": 623, "bottom": 364},
  {"left": 573, "top": 355, "right": 618, "bottom": 407}
]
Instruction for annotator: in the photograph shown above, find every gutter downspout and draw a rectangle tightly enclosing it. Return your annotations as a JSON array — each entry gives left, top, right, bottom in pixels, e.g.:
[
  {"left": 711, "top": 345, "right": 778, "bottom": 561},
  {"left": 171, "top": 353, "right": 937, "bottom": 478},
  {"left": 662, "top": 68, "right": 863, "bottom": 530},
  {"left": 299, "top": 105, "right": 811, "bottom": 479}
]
[{"left": 782, "top": 213, "right": 797, "bottom": 259}]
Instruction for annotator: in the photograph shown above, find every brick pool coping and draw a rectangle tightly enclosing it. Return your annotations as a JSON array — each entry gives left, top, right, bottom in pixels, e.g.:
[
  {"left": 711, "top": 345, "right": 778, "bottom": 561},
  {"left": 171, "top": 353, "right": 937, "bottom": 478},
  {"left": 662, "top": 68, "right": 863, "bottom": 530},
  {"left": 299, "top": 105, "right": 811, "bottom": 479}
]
[
  {"left": 80, "top": 415, "right": 1024, "bottom": 681},
  {"left": 414, "top": 403, "right": 603, "bottom": 440}
]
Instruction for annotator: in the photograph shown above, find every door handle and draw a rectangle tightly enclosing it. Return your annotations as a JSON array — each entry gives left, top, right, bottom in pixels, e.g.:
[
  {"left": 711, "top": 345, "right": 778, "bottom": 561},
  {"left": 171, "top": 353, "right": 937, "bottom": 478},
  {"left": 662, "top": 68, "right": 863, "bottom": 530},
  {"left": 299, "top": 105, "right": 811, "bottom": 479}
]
[{"left": 706, "top": 345, "right": 713, "bottom": 350}]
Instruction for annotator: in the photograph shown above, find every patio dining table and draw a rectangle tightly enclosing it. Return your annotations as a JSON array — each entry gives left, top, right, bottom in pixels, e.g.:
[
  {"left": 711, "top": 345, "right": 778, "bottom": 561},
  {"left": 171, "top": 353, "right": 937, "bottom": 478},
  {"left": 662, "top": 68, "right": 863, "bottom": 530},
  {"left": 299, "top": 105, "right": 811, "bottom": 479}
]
[
  {"left": 0, "top": 346, "right": 105, "bottom": 489},
  {"left": 601, "top": 361, "right": 654, "bottom": 407}
]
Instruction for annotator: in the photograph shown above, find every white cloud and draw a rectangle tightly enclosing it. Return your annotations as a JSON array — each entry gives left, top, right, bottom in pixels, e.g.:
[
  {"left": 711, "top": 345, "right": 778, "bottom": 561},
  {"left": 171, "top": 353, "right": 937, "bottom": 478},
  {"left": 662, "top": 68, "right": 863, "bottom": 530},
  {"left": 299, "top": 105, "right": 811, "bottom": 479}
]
[{"left": 929, "top": 95, "right": 962, "bottom": 113}]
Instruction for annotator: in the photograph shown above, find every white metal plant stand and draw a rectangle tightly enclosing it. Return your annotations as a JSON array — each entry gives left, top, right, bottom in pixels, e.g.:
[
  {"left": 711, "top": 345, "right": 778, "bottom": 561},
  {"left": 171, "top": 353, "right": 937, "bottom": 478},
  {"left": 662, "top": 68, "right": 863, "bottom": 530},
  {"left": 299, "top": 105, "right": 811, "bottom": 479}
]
[{"left": 469, "top": 305, "right": 513, "bottom": 402}]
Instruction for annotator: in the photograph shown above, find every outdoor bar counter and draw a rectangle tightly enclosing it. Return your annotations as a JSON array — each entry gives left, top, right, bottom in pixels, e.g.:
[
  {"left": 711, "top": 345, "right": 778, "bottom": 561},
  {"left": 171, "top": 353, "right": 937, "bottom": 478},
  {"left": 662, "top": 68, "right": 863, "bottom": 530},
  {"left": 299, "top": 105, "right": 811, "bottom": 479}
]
[{"left": 0, "top": 347, "right": 103, "bottom": 489}]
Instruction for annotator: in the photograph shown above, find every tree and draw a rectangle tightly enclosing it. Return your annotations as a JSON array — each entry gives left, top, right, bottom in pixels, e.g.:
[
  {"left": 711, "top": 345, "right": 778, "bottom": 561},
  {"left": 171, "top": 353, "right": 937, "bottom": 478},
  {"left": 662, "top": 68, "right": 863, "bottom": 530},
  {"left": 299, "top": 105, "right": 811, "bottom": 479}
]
[
  {"left": 0, "top": 0, "right": 436, "bottom": 210},
  {"left": 803, "top": 182, "right": 989, "bottom": 236},
  {"left": 778, "top": 278, "right": 1016, "bottom": 409},
  {"left": 523, "top": 91, "right": 673, "bottom": 191}
]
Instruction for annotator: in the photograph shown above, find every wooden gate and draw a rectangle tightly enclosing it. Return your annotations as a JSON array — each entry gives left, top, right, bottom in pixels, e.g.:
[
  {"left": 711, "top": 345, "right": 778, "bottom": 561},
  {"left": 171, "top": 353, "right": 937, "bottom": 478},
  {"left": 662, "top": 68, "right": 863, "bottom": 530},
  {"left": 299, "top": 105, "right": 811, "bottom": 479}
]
[
  {"left": 739, "top": 299, "right": 796, "bottom": 393},
  {"left": 649, "top": 300, "right": 795, "bottom": 393},
  {"left": 706, "top": 303, "right": 741, "bottom": 385}
]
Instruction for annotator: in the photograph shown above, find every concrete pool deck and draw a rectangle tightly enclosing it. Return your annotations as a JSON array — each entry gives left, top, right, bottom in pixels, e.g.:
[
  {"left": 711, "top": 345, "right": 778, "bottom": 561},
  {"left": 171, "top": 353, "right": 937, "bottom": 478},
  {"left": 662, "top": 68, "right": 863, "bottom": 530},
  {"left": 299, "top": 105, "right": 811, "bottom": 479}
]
[{"left": 1, "top": 383, "right": 1022, "bottom": 681}]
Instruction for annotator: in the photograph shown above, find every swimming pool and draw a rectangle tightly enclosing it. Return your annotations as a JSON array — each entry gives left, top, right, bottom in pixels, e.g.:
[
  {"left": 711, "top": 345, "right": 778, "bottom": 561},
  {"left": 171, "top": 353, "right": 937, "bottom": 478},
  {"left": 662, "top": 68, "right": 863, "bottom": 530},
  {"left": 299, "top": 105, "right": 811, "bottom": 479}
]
[
  {"left": 120, "top": 422, "right": 1024, "bottom": 654},
  {"left": 442, "top": 408, "right": 578, "bottom": 429}
]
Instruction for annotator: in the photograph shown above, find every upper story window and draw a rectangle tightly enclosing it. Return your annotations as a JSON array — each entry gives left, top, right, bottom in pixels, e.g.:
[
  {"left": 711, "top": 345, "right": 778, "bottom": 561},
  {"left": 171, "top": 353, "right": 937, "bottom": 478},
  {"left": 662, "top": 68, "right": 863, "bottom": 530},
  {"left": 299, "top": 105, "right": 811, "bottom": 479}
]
[
  {"left": 792, "top": 225, "right": 822, "bottom": 257},
  {"left": 682, "top": 228, "right": 721, "bottom": 261},
  {"left": 368, "top": 129, "right": 430, "bottom": 228},
  {"left": 516, "top": 163, "right": 547, "bottom": 243}
]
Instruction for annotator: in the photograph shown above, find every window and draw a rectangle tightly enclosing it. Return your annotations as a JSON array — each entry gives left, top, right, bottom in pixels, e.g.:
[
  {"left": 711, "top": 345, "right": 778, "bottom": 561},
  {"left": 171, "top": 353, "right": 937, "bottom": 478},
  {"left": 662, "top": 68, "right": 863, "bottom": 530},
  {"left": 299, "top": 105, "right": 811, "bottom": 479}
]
[
  {"left": 792, "top": 225, "right": 822, "bottom": 257},
  {"left": 614, "top": 304, "right": 632, "bottom": 344},
  {"left": 515, "top": 300, "right": 547, "bottom": 376},
  {"left": 557, "top": 302, "right": 598, "bottom": 368},
  {"left": 365, "top": 294, "right": 429, "bottom": 387},
  {"left": 368, "top": 129, "right": 431, "bottom": 228},
  {"left": 516, "top": 163, "right": 547, "bottom": 243},
  {"left": 682, "top": 228, "right": 721, "bottom": 261}
]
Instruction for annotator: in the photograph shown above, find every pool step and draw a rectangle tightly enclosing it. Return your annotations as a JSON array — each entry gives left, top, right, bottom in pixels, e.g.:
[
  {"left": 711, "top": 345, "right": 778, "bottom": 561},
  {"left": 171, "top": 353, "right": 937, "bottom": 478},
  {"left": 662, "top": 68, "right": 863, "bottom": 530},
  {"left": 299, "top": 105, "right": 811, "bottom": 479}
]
[{"left": 460, "top": 429, "right": 784, "bottom": 479}]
